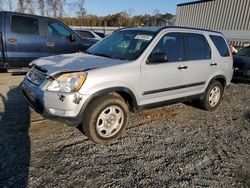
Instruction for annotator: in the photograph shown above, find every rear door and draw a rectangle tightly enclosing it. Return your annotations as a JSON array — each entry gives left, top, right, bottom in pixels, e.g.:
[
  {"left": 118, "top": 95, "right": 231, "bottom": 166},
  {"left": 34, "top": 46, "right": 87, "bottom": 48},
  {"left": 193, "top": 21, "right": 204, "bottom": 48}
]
[
  {"left": 179, "top": 33, "right": 214, "bottom": 95},
  {"left": 209, "top": 35, "right": 233, "bottom": 82},
  {"left": 5, "top": 13, "right": 47, "bottom": 67}
]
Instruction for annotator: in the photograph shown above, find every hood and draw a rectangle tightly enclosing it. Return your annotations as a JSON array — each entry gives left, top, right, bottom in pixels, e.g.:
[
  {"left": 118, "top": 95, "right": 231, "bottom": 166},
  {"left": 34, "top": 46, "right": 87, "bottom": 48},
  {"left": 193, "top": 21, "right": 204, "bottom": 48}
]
[{"left": 30, "top": 53, "right": 128, "bottom": 76}]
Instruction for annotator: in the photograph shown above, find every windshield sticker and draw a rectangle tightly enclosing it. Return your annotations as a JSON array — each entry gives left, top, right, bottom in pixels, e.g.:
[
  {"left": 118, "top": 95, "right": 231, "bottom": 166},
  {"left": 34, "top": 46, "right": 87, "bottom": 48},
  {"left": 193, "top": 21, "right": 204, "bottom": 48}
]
[{"left": 134, "top": 35, "right": 153, "bottom": 41}]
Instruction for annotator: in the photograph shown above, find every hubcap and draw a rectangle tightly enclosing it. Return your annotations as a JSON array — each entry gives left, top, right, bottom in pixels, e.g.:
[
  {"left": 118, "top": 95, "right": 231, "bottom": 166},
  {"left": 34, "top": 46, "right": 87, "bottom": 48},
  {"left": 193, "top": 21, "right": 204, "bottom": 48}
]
[
  {"left": 209, "top": 86, "right": 221, "bottom": 107},
  {"left": 96, "top": 105, "right": 124, "bottom": 138}
]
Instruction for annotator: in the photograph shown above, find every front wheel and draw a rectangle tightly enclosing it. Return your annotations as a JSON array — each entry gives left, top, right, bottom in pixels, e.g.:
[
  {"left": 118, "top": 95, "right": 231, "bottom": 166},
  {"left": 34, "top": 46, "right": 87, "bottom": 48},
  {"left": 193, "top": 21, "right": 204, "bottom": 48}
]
[
  {"left": 82, "top": 93, "right": 129, "bottom": 144},
  {"left": 200, "top": 81, "right": 224, "bottom": 111}
]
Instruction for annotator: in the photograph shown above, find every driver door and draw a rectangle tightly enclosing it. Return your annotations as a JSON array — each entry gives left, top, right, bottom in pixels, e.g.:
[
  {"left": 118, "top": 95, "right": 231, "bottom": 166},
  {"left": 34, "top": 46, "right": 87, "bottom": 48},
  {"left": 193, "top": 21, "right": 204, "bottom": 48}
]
[
  {"left": 45, "top": 20, "right": 81, "bottom": 55},
  {"left": 140, "top": 32, "right": 186, "bottom": 105}
]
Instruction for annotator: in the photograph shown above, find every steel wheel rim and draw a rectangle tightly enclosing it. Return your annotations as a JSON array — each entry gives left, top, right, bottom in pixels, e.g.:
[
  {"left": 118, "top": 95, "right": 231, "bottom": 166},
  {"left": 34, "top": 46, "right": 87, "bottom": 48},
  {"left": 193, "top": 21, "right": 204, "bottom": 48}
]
[
  {"left": 96, "top": 105, "right": 124, "bottom": 138},
  {"left": 209, "top": 86, "right": 221, "bottom": 107}
]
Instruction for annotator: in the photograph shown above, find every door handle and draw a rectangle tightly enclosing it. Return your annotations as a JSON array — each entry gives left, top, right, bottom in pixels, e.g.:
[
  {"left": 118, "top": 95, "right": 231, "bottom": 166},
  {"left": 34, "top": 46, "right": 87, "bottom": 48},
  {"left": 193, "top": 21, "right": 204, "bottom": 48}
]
[
  {"left": 178, "top": 65, "right": 188, "bottom": 70},
  {"left": 210, "top": 63, "right": 218, "bottom": 66},
  {"left": 46, "top": 41, "right": 55, "bottom": 47},
  {"left": 7, "top": 38, "right": 17, "bottom": 45}
]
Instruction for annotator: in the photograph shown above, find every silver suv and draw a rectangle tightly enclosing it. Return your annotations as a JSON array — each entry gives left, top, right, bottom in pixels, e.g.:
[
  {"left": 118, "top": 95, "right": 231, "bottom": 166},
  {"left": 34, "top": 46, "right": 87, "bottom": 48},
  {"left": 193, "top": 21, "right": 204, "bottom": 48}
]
[{"left": 22, "top": 27, "right": 233, "bottom": 144}]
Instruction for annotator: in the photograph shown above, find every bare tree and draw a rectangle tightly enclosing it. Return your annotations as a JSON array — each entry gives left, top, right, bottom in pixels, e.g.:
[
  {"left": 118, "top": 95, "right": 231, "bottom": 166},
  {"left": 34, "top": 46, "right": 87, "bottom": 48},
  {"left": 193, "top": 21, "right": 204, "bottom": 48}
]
[
  {"left": 76, "top": 0, "right": 86, "bottom": 26},
  {"left": 58, "top": 0, "right": 66, "bottom": 18},
  {"left": 38, "top": 0, "right": 45, "bottom": 16},
  {"left": 25, "top": 0, "right": 35, "bottom": 14},
  {"left": 127, "top": 8, "right": 135, "bottom": 18},
  {"left": 153, "top": 9, "right": 160, "bottom": 26},
  {"left": 18, "top": 0, "right": 25, "bottom": 13},
  {"left": 47, "top": 0, "right": 59, "bottom": 17},
  {"left": 7, "top": 0, "right": 13, "bottom": 11}
]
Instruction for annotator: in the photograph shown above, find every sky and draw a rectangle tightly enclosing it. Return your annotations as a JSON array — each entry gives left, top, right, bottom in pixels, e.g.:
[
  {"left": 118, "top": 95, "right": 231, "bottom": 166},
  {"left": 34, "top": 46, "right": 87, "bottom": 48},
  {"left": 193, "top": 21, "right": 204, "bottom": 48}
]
[
  {"left": 84, "top": 0, "right": 192, "bottom": 16},
  {"left": 3, "top": 0, "right": 194, "bottom": 16}
]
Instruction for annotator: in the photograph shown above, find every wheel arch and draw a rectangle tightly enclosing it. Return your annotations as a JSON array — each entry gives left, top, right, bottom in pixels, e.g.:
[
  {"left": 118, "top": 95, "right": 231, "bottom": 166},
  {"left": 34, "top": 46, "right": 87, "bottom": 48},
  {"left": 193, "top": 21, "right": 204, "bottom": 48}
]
[
  {"left": 83, "top": 87, "right": 139, "bottom": 113},
  {"left": 208, "top": 75, "right": 227, "bottom": 89}
]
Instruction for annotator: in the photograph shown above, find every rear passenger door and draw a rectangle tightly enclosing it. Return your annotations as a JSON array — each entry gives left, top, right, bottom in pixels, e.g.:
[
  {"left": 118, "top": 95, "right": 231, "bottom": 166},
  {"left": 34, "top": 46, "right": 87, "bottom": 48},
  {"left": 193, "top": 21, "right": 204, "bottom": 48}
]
[
  {"left": 5, "top": 14, "right": 47, "bottom": 67},
  {"left": 180, "top": 33, "right": 214, "bottom": 95},
  {"left": 209, "top": 35, "right": 232, "bottom": 77}
]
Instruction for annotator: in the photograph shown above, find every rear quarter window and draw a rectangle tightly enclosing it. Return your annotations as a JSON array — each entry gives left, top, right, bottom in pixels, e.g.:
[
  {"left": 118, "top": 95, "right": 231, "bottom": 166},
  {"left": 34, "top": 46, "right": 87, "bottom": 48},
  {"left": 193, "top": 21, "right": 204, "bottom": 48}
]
[
  {"left": 210, "top": 35, "right": 230, "bottom": 57},
  {"left": 11, "top": 16, "right": 39, "bottom": 35}
]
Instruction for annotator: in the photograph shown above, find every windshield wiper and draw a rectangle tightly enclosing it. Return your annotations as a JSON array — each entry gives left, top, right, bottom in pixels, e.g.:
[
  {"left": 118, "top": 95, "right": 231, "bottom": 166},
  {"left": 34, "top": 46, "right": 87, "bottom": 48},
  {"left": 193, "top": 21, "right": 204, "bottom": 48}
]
[{"left": 92, "top": 53, "right": 113, "bottom": 59}]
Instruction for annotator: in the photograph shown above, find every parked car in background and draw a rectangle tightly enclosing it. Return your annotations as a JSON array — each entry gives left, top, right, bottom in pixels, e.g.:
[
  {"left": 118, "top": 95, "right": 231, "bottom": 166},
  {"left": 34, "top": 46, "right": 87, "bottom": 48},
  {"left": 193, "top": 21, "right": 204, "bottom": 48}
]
[
  {"left": 233, "top": 46, "right": 250, "bottom": 80},
  {"left": 22, "top": 26, "right": 233, "bottom": 144},
  {"left": 0, "top": 11, "right": 98, "bottom": 69},
  {"left": 74, "top": 29, "right": 106, "bottom": 41}
]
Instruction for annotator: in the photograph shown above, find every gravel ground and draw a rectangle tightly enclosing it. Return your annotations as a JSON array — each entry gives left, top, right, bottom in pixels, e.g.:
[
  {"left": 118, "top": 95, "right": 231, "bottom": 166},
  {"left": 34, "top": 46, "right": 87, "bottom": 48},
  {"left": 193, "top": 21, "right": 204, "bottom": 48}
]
[{"left": 0, "top": 73, "right": 250, "bottom": 188}]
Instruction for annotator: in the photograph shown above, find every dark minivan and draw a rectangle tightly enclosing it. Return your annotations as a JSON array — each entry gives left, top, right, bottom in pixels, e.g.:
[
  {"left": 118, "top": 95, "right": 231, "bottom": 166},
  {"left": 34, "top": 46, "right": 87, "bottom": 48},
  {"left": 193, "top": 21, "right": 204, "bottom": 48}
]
[{"left": 0, "top": 11, "right": 98, "bottom": 69}]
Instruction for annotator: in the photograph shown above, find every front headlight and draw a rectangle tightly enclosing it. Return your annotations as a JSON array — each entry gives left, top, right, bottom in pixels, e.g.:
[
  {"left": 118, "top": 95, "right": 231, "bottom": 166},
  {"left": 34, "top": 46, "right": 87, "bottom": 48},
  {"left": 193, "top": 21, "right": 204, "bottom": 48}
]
[{"left": 47, "top": 72, "right": 87, "bottom": 92}]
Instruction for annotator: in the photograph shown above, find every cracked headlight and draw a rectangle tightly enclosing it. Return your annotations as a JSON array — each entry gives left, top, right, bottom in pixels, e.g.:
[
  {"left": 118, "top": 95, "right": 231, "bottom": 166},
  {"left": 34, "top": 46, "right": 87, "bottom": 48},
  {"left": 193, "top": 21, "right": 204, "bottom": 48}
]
[{"left": 47, "top": 72, "right": 87, "bottom": 92}]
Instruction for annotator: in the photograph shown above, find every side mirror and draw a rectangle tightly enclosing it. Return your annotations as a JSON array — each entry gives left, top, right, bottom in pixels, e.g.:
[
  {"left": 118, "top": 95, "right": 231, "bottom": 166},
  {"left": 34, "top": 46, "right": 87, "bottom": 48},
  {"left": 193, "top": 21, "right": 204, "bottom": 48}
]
[
  {"left": 147, "top": 53, "right": 168, "bottom": 64},
  {"left": 69, "top": 34, "right": 76, "bottom": 42}
]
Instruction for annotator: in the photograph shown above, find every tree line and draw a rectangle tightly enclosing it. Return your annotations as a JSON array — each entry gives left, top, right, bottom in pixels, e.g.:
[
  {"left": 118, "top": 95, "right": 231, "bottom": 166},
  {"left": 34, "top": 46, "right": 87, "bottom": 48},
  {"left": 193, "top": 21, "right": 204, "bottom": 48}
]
[{"left": 0, "top": 0, "right": 175, "bottom": 27}]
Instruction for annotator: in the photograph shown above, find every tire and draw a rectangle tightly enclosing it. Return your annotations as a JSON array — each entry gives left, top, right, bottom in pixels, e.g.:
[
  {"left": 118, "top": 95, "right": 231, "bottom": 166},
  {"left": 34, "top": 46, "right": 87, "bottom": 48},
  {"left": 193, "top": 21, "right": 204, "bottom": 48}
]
[
  {"left": 200, "top": 81, "right": 224, "bottom": 111},
  {"left": 82, "top": 93, "right": 129, "bottom": 144}
]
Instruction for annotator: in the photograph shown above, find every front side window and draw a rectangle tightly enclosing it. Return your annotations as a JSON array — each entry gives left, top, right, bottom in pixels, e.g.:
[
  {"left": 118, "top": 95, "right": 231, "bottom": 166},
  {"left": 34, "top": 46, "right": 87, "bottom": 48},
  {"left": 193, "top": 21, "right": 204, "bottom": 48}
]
[
  {"left": 151, "top": 32, "right": 184, "bottom": 62},
  {"left": 210, "top": 35, "right": 230, "bottom": 57},
  {"left": 87, "top": 30, "right": 155, "bottom": 60},
  {"left": 185, "top": 33, "right": 211, "bottom": 60},
  {"left": 48, "top": 22, "right": 71, "bottom": 39},
  {"left": 11, "top": 16, "right": 39, "bottom": 35}
]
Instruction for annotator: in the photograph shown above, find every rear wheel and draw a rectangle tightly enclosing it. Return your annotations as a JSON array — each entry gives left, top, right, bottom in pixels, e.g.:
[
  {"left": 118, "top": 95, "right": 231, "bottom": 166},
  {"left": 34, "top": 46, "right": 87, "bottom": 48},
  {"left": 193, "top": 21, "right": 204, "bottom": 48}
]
[
  {"left": 82, "top": 93, "right": 129, "bottom": 144},
  {"left": 200, "top": 81, "right": 223, "bottom": 111}
]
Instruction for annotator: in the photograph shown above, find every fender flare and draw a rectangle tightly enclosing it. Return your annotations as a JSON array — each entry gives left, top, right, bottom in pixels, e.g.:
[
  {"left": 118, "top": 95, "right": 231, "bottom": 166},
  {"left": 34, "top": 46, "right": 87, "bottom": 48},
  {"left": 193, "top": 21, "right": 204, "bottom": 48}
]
[{"left": 76, "top": 87, "right": 139, "bottom": 124}]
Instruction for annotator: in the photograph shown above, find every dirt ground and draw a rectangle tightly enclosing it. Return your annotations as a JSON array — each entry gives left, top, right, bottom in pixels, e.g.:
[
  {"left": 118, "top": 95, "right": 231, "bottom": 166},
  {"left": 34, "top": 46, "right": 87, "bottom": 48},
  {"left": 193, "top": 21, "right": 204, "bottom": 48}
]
[{"left": 0, "top": 73, "right": 250, "bottom": 188}]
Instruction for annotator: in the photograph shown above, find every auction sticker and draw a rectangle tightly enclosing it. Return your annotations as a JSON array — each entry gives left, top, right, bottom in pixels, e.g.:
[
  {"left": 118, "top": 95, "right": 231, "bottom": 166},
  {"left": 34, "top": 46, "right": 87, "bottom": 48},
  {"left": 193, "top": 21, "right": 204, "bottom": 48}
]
[{"left": 134, "top": 35, "right": 153, "bottom": 41}]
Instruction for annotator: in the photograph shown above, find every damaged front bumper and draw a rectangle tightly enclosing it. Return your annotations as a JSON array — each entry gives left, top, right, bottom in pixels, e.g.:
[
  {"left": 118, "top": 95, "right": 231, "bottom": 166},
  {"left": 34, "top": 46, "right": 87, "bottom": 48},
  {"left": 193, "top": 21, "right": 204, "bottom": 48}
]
[{"left": 22, "top": 77, "right": 90, "bottom": 127}]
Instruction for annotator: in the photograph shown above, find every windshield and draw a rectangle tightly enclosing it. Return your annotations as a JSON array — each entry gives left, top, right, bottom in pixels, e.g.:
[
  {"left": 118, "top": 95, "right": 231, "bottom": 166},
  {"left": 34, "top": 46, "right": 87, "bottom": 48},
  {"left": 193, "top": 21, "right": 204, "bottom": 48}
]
[
  {"left": 87, "top": 30, "right": 155, "bottom": 60},
  {"left": 237, "top": 47, "right": 250, "bottom": 57}
]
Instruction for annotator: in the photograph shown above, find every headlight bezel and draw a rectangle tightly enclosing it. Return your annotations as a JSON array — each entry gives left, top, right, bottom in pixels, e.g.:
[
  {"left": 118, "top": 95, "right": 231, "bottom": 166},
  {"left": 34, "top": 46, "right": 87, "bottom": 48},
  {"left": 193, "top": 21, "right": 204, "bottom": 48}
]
[{"left": 47, "top": 71, "right": 87, "bottom": 93}]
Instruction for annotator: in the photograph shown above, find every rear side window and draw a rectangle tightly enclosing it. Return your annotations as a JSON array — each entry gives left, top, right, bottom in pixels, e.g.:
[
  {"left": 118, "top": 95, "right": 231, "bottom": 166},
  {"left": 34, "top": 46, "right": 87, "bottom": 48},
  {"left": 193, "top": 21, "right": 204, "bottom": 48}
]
[
  {"left": 11, "top": 16, "right": 39, "bottom": 35},
  {"left": 152, "top": 32, "right": 184, "bottom": 62},
  {"left": 78, "top": 31, "right": 94, "bottom": 38},
  {"left": 210, "top": 35, "right": 230, "bottom": 57},
  {"left": 185, "top": 33, "right": 211, "bottom": 60}
]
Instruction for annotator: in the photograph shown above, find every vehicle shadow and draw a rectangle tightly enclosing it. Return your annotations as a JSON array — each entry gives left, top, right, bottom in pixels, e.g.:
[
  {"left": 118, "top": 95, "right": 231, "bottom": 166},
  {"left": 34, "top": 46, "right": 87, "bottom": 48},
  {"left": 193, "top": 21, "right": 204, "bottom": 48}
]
[{"left": 0, "top": 85, "right": 30, "bottom": 187}]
